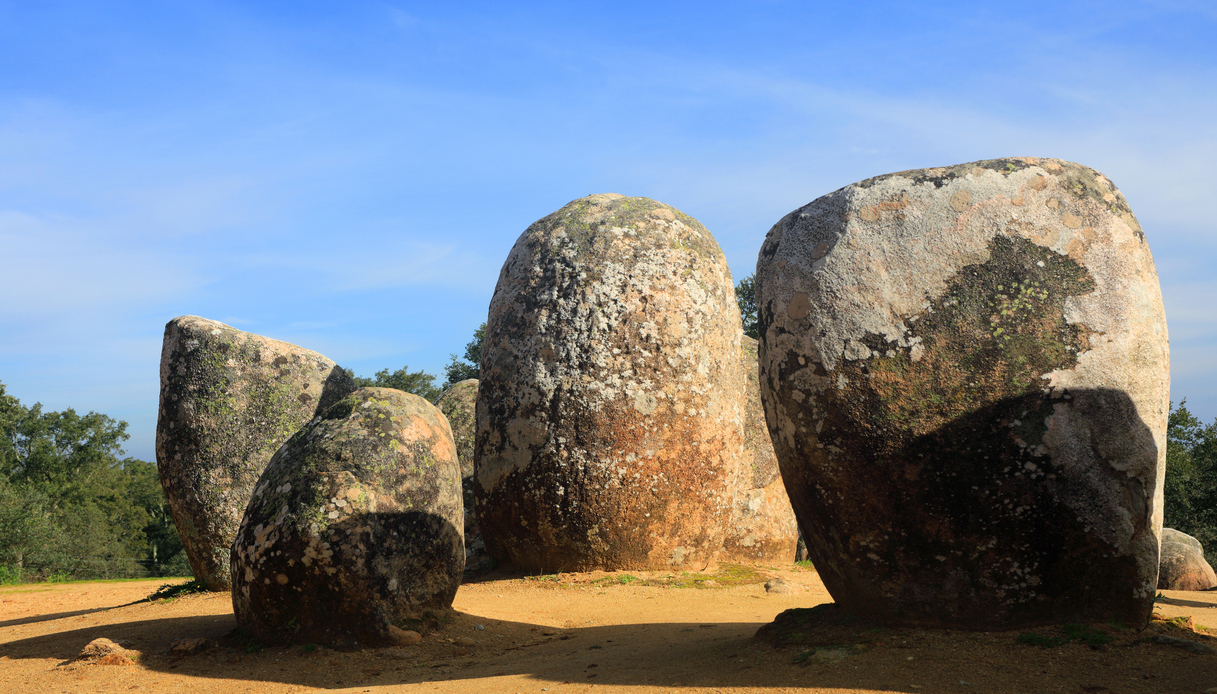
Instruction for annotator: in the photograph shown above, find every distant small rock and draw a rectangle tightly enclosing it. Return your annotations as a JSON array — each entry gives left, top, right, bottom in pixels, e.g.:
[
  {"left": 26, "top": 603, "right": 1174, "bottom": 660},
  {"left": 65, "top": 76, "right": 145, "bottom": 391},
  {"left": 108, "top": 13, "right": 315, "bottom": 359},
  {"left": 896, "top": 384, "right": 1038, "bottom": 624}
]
[
  {"left": 169, "top": 638, "right": 212, "bottom": 655},
  {"left": 387, "top": 626, "right": 422, "bottom": 646},
  {"left": 73, "top": 638, "right": 139, "bottom": 666},
  {"left": 1159, "top": 528, "right": 1217, "bottom": 591},
  {"left": 765, "top": 577, "right": 792, "bottom": 594}
]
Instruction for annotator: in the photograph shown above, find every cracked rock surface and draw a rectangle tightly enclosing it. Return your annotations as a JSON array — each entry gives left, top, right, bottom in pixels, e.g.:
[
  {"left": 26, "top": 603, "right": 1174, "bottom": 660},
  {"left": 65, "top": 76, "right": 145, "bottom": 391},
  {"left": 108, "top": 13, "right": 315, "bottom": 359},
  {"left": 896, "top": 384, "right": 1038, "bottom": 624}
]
[{"left": 756, "top": 158, "right": 1168, "bottom": 627}]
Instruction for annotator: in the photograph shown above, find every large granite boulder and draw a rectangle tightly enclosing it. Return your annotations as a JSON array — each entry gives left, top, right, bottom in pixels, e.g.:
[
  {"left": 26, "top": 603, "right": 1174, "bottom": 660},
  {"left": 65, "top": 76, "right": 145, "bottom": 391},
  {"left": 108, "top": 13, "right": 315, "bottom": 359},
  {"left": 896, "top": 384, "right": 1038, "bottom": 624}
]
[
  {"left": 434, "top": 379, "right": 491, "bottom": 571},
  {"left": 719, "top": 335, "right": 800, "bottom": 562},
  {"left": 476, "top": 194, "right": 746, "bottom": 573},
  {"left": 756, "top": 158, "right": 1169, "bottom": 627},
  {"left": 156, "top": 316, "right": 356, "bottom": 589},
  {"left": 1159, "top": 528, "right": 1216, "bottom": 591},
  {"left": 231, "top": 388, "right": 464, "bottom": 646}
]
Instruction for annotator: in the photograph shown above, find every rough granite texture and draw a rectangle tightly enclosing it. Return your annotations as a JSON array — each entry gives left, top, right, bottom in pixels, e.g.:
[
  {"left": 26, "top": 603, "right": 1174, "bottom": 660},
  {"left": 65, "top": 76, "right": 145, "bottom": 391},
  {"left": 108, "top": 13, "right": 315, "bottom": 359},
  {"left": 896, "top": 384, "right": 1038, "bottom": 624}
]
[
  {"left": 434, "top": 379, "right": 491, "bottom": 571},
  {"left": 156, "top": 316, "right": 357, "bottom": 590},
  {"left": 1159, "top": 528, "right": 1216, "bottom": 591},
  {"left": 230, "top": 388, "right": 464, "bottom": 646},
  {"left": 720, "top": 335, "right": 800, "bottom": 562},
  {"left": 755, "top": 158, "right": 1169, "bottom": 627},
  {"left": 475, "top": 194, "right": 746, "bottom": 572}
]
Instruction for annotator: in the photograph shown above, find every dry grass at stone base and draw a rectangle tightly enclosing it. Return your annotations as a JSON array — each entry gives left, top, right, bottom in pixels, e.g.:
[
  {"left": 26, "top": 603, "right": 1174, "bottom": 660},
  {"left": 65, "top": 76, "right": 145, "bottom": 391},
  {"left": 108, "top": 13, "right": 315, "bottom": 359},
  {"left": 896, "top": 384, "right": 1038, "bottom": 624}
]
[{"left": 2, "top": 563, "right": 1216, "bottom": 693}]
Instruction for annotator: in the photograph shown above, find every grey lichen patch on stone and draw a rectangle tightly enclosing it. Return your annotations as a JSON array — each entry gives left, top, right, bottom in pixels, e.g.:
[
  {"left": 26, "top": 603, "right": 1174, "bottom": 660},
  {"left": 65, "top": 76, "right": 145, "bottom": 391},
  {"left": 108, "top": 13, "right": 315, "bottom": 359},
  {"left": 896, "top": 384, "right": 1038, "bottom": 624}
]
[
  {"left": 476, "top": 194, "right": 746, "bottom": 573},
  {"left": 230, "top": 388, "right": 463, "bottom": 647},
  {"left": 756, "top": 158, "right": 1169, "bottom": 627},
  {"left": 156, "top": 316, "right": 357, "bottom": 590}
]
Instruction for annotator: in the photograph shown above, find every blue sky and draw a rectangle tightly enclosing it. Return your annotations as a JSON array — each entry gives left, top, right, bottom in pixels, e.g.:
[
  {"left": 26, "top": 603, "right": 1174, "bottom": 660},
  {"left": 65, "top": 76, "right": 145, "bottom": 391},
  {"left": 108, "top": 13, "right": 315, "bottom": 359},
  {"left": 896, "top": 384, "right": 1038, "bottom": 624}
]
[{"left": 1, "top": 1, "right": 1214, "bottom": 462}]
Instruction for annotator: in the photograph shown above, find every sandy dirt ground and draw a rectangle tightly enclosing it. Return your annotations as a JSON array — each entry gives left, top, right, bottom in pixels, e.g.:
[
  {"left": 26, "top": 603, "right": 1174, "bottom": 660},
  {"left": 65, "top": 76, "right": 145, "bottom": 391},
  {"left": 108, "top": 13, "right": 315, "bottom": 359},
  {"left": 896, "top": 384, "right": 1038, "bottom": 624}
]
[{"left": 2, "top": 563, "right": 1217, "bottom": 694}]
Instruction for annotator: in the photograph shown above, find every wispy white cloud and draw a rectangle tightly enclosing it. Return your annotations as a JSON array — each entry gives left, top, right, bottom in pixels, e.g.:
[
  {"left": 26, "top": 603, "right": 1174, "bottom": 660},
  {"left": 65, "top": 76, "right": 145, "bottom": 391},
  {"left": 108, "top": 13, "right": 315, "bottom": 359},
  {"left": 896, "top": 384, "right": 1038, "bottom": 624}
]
[{"left": 0, "top": 210, "right": 208, "bottom": 319}]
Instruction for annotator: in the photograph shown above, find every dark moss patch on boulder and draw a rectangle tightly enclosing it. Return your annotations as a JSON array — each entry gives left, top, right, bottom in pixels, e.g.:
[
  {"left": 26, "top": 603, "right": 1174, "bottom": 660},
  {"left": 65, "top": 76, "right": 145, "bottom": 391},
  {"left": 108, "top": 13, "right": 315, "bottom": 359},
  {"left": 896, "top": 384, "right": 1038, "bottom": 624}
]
[
  {"left": 839, "top": 235, "right": 1095, "bottom": 442},
  {"left": 156, "top": 316, "right": 356, "bottom": 590},
  {"left": 230, "top": 388, "right": 464, "bottom": 647}
]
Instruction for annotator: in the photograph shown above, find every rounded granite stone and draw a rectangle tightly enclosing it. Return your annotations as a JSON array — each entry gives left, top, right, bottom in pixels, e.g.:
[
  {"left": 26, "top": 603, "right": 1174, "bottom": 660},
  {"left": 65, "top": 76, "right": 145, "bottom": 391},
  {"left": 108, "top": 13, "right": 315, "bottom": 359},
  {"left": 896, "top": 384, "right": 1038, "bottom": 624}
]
[
  {"left": 230, "top": 388, "right": 464, "bottom": 647},
  {"left": 434, "top": 379, "right": 491, "bottom": 571},
  {"left": 756, "top": 158, "right": 1168, "bottom": 627},
  {"left": 1159, "top": 528, "right": 1216, "bottom": 591},
  {"left": 719, "top": 335, "right": 800, "bottom": 563},
  {"left": 156, "top": 316, "right": 357, "bottom": 590},
  {"left": 475, "top": 194, "right": 747, "bottom": 572}
]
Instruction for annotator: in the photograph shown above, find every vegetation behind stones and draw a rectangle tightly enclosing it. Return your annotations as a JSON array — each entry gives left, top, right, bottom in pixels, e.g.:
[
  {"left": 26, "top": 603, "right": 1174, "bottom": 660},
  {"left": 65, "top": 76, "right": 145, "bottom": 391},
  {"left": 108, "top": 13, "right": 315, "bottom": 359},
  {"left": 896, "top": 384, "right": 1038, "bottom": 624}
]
[{"left": 0, "top": 380, "right": 188, "bottom": 583}]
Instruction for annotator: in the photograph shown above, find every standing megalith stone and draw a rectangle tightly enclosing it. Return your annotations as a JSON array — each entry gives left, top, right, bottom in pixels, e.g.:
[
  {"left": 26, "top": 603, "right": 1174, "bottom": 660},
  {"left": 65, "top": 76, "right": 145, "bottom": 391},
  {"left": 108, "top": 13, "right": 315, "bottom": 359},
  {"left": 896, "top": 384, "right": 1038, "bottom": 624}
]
[
  {"left": 434, "top": 379, "right": 491, "bottom": 571},
  {"left": 231, "top": 388, "right": 464, "bottom": 646},
  {"left": 1158, "top": 528, "right": 1217, "bottom": 591},
  {"left": 157, "top": 316, "right": 356, "bottom": 590},
  {"left": 756, "top": 158, "right": 1168, "bottom": 627},
  {"left": 476, "top": 194, "right": 746, "bottom": 573},
  {"left": 720, "top": 335, "right": 800, "bottom": 562}
]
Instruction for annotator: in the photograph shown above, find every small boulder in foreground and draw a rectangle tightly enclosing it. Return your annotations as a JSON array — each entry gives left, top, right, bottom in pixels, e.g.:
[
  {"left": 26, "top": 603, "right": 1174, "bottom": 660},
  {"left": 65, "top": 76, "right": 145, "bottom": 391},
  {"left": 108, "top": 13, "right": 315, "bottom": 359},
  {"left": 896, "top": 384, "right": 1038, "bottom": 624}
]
[{"left": 231, "top": 388, "right": 464, "bottom": 647}]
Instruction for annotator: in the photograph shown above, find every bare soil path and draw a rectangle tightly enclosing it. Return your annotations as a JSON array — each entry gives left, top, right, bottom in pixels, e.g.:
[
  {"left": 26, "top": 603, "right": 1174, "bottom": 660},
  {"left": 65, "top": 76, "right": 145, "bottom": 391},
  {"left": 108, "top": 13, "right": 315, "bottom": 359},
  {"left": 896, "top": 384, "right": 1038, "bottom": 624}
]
[{"left": 2, "top": 564, "right": 1216, "bottom": 693}]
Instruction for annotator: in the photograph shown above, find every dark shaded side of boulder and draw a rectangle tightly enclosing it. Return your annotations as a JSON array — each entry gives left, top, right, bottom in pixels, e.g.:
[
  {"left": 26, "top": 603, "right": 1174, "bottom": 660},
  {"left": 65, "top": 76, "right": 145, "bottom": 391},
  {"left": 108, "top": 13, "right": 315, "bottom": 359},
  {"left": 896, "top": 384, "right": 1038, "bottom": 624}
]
[
  {"left": 230, "top": 388, "right": 464, "bottom": 646},
  {"left": 156, "top": 316, "right": 356, "bottom": 590}
]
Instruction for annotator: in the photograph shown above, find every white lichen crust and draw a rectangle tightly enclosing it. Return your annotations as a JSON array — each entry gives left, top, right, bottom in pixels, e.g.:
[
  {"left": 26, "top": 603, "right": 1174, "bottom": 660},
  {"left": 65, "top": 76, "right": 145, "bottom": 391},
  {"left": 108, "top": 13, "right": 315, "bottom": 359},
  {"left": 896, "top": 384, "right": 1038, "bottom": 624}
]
[
  {"left": 476, "top": 194, "right": 746, "bottom": 572},
  {"left": 156, "top": 316, "right": 356, "bottom": 590},
  {"left": 756, "top": 158, "right": 1168, "bottom": 627},
  {"left": 230, "top": 388, "right": 464, "bottom": 646}
]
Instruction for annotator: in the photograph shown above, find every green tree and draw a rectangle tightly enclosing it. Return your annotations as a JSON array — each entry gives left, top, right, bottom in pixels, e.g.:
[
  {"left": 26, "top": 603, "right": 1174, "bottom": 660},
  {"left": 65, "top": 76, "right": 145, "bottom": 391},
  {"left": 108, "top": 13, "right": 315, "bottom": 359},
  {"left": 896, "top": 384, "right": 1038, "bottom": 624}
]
[
  {"left": 0, "top": 476, "right": 55, "bottom": 573},
  {"left": 1163, "top": 399, "right": 1217, "bottom": 560},
  {"left": 0, "top": 380, "right": 187, "bottom": 581},
  {"left": 735, "top": 274, "right": 758, "bottom": 339},
  {"left": 443, "top": 323, "right": 485, "bottom": 388},
  {"left": 345, "top": 366, "right": 441, "bottom": 402}
]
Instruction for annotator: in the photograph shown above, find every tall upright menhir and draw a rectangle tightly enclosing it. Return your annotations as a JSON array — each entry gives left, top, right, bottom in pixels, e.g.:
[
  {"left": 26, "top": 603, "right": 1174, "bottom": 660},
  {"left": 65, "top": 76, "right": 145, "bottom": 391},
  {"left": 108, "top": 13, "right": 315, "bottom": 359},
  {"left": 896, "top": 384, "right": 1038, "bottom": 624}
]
[
  {"left": 756, "top": 158, "right": 1168, "bottom": 626},
  {"left": 475, "top": 194, "right": 747, "bottom": 572}
]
